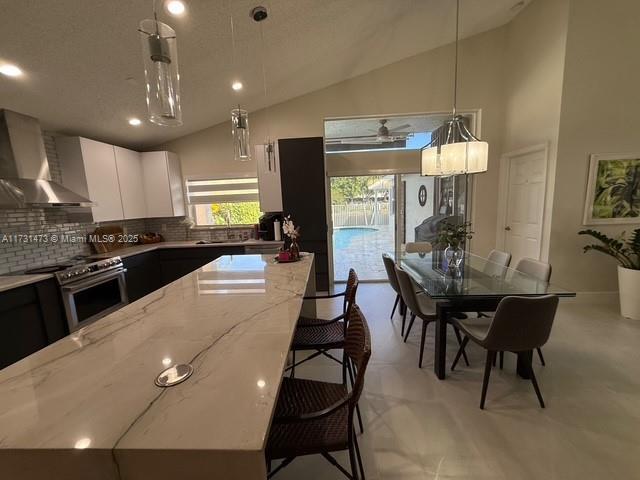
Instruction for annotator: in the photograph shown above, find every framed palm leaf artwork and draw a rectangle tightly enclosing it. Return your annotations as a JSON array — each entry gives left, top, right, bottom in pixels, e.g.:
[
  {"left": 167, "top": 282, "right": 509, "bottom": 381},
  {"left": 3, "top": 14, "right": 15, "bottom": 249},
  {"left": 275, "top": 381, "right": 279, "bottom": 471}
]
[{"left": 583, "top": 153, "right": 640, "bottom": 224}]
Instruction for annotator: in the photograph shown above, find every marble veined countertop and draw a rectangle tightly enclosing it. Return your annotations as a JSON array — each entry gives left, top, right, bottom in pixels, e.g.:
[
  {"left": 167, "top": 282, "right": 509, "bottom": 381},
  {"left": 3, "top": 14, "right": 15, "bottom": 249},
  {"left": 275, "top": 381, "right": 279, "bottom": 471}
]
[
  {"left": 0, "top": 254, "right": 314, "bottom": 480},
  {"left": 0, "top": 240, "right": 284, "bottom": 293}
]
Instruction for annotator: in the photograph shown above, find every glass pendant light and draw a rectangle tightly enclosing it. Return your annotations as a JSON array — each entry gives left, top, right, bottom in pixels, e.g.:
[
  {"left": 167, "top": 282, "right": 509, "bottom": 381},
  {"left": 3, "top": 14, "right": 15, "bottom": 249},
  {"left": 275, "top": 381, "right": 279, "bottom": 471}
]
[
  {"left": 231, "top": 106, "right": 251, "bottom": 161},
  {"left": 421, "top": 0, "right": 488, "bottom": 176},
  {"left": 139, "top": 6, "right": 182, "bottom": 127}
]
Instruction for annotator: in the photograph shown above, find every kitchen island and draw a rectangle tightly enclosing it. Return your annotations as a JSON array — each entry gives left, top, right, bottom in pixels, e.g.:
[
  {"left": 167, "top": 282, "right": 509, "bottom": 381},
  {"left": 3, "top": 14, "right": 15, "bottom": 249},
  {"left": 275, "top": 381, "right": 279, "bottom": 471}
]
[{"left": 0, "top": 254, "right": 315, "bottom": 480}]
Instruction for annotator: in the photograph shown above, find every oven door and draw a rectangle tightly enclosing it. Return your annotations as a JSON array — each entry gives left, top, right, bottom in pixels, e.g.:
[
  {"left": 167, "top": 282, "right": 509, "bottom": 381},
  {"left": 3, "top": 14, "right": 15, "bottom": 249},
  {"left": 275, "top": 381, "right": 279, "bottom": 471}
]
[{"left": 61, "top": 268, "right": 128, "bottom": 332}]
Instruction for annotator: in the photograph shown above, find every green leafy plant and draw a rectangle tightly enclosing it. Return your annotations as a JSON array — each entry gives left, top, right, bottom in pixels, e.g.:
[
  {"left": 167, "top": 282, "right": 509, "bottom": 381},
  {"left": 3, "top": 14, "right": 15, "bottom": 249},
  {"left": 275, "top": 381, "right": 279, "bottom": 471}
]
[
  {"left": 437, "top": 221, "right": 473, "bottom": 249},
  {"left": 578, "top": 228, "right": 640, "bottom": 269}
]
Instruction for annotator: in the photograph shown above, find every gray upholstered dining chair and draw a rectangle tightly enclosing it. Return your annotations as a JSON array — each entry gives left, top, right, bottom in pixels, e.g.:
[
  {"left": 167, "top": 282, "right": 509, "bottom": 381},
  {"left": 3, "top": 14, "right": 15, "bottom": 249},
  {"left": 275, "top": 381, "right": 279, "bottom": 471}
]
[
  {"left": 405, "top": 241, "right": 432, "bottom": 254},
  {"left": 515, "top": 258, "right": 552, "bottom": 366},
  {"left": 483, "top": 249, "right": 512, "bottom": 277},
  {"left": 382, "top": 253, "right": 405, "bottom": 326},
  {"left": 451, "top": 295, "right": 559, "bottom": 409},
  {"left": 395, "top": 265, "right": 469, "bottom": 368}
]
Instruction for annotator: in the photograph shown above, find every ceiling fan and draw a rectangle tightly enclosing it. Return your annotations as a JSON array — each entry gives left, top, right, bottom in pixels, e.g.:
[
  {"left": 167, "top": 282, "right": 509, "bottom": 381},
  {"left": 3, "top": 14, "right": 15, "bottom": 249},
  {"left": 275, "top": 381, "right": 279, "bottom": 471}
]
[{"left": 326, "top": 119, "right": 413, "bottom": 145}]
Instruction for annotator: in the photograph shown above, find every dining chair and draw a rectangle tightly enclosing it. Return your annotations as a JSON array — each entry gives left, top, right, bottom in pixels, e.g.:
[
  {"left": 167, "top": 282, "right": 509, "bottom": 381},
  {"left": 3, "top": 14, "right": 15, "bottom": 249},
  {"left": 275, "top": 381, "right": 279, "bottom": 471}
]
[
  {"left": 451, "top": 295, "right": 559, "bottom": 409},
  {"left": 266, "top": 304, "right": 372, "bottom": 480},
  {"left": 483, "top": 249, "right": 512, "bottom": 277},
  {"left": 405, "top": 241, "right": 433, "bottom": 254},
  {"left": 476, "top": 249, "right": 512, "bottom": 323},
  {"left": 382, "top": 253, "right": 405, "bottom": 325},
  {"left": 515, "top": 258, "right": 552, "bottom": 366},
  {"left": 395, "top": 265, "right": 469, "bottom": 368}
]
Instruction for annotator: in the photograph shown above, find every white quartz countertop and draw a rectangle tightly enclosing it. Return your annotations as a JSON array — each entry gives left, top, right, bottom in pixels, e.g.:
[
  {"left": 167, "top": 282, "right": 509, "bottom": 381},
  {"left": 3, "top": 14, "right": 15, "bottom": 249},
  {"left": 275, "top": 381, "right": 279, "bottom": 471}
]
[{"left": 0, "top": 254, "right": 314, "bottom": 480}]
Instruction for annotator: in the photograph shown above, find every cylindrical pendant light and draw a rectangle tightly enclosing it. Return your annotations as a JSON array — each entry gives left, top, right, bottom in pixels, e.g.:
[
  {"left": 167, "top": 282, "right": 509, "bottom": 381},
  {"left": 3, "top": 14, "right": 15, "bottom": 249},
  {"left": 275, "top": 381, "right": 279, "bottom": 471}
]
[
  {"left": 139, "top": 19, "right": 182, "bottom": 126},
  {"left": 231, "top": 107, "right": 251, "bottom": 161}
]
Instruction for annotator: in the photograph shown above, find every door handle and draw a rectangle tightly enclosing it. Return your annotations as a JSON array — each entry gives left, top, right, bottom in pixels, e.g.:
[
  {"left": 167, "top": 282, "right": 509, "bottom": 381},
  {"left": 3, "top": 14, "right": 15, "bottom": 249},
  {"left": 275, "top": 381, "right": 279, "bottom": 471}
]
[{"left": 504, "top": 226, "right": 511, "bottom": 231}]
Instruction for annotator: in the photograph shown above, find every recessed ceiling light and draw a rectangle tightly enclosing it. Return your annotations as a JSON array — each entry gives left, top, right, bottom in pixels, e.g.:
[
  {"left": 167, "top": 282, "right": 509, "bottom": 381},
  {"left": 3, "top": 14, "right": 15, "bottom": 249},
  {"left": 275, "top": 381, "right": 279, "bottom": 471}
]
[
  {"left": 0, "top": 64, "right": 23, "bottom": 77},
  {"left": 231, "top": 81, "right": 243, "bottom": 91},
  {"left": 128, "top": 118, "right": 142, "bottom": 126},
  {"left": 166, "top": 0, "right": 186, "bottom": 16}
]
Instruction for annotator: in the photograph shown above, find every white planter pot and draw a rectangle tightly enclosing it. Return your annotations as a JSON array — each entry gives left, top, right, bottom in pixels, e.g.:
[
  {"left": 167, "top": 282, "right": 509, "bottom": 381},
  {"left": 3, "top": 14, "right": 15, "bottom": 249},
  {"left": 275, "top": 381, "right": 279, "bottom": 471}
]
[{"left": 618, "top": 266, "right": 640, "bottom": 320}]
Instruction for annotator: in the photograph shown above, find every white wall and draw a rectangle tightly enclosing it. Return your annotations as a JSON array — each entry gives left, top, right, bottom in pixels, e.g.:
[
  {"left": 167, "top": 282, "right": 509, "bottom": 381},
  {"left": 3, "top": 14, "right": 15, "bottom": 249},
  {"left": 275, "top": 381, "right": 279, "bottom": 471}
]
[
  {"left": 549, "top": 0, "right": 640, "bottom": 292},
  {"left": 500, "top": 0, "right": 570, "bottom": 262},
  {"left": 161, "top": 27, "right": 508, "bottom": 257}
]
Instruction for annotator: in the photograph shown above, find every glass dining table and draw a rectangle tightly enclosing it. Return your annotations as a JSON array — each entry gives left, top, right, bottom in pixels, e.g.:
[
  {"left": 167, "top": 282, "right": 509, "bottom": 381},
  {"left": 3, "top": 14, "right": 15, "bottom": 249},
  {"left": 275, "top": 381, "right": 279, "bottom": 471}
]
[{"left": 394, "top": 250, "right": 576, "bottom": 380}]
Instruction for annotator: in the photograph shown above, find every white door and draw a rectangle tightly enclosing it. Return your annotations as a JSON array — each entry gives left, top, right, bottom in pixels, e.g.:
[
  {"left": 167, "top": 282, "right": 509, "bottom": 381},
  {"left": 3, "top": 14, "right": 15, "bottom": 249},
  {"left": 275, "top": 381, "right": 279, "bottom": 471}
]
[
  {"left": 114, "top": 146, "right": 147, "bottom": 219},
  {"left": 502, "top": 147, "right": 547, "bottom": 265}
]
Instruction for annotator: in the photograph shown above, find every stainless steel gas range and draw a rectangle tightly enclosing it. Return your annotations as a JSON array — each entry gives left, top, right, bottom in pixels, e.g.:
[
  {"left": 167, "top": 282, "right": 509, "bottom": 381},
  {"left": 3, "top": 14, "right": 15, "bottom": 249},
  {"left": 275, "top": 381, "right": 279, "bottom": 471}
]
[{"left": 51, "top": 257, "right": 128, "bottom": 332}]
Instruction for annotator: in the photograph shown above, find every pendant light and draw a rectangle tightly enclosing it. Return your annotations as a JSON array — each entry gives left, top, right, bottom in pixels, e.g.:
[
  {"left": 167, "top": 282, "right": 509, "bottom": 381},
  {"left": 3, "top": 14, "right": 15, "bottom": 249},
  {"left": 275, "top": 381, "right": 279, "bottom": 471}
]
[
  {"left": 421, "top": 0, "right": 488, "bottom": 176},
  {"left": 231, "top": 106, "right": 251, "bottom": 161},
  {"left": 228, "top": 5, "right": 251, "bottom": 161},
  {"left": 139, "top": 1, "right": 182, "bottom": 126},
  {"left": 253, "top": 5, "right": 276, "bottom": 170}
]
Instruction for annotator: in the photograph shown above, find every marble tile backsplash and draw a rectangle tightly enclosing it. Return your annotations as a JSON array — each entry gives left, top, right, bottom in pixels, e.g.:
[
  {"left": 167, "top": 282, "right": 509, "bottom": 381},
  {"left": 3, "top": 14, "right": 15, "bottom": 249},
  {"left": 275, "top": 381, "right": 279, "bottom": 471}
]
[{"left": 0, "top": 133, "right": 253, "bottom": 275}]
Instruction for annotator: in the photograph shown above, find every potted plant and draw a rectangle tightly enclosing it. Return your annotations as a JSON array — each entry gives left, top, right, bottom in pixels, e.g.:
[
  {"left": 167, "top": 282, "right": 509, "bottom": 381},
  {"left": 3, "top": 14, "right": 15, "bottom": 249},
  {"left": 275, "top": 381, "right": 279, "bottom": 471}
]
[
  {"left": 437, "top": 221, "right": 473, "bottom": 276},
  {"left": 578, "top": 228, "right": 640, "bottom": 320}
]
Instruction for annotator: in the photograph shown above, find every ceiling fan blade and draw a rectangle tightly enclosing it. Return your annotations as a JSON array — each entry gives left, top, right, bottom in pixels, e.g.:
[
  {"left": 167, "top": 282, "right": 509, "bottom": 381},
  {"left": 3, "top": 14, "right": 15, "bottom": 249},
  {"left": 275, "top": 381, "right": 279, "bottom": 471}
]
[{"left": 389, "top": 124, "right": 411, "bottom": 133}]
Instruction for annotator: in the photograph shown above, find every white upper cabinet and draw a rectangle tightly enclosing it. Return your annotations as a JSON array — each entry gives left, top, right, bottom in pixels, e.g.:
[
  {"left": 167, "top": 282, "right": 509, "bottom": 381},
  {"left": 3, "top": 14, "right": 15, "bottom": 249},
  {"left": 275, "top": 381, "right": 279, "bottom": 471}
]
[
  {"left": 56, "top": 137, "right": 124, "bottom": 222},
  {"left": 141, "top": 151, "right": 186, "bottom": 218},
  {"left": 114, "top": 146, "right": 147, "bottom": 220},
  {"left": 255, "top": 143, "right": 283, "bottom": 212}
]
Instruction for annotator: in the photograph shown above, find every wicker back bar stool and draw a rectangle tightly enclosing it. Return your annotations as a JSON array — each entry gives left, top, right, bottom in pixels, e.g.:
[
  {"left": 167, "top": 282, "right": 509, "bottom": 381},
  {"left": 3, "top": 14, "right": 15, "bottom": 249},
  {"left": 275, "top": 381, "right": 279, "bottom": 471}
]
[{"left": 267, "top": 304, "right": 372, "bottom": 479}]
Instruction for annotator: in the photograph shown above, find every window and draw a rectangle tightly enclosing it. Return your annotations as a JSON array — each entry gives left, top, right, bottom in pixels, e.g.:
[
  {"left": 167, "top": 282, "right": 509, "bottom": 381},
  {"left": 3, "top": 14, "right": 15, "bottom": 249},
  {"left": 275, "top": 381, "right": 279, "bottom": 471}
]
[{"left": 186, "top": 177, "right": 262, "bottom": 227}]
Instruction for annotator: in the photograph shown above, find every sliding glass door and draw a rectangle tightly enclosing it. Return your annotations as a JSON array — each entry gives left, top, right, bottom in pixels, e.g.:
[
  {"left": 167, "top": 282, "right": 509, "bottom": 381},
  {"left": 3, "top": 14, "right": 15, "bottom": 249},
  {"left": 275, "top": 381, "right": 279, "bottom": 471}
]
[{"left": 330, "top": 175, "right": 395, "bottom": 282}]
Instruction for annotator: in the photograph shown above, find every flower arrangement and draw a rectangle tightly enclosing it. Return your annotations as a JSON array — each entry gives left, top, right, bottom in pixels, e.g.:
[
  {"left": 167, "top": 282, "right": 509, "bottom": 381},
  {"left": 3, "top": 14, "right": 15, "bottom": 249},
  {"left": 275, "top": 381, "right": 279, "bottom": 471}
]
[
  {"left": 282, "top": 215, "right": 300, "bottom": 241},
  {"left": 437, "top": 221, "right": 473, "bottom": 249}
]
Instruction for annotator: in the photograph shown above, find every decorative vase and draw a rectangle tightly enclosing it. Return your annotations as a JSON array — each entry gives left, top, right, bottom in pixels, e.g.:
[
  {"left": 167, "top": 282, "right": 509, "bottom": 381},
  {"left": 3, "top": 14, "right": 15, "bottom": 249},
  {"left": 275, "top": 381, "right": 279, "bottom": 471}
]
[
  {"left": 289, "top": 238, "right": 300, "bottom": 261},
  {"left": 618, "top": 266, "right": 640, "bottom": 320},
  {"left": 444, "top": 244, "right": 464, "bottom": 277}
]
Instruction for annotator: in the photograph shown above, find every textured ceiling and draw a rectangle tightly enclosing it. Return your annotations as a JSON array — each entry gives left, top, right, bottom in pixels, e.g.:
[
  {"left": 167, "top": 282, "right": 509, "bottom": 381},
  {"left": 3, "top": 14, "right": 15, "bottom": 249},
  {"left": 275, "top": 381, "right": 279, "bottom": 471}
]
[{"left": 0, "top": 0, "right": 528, "bottom": 149}]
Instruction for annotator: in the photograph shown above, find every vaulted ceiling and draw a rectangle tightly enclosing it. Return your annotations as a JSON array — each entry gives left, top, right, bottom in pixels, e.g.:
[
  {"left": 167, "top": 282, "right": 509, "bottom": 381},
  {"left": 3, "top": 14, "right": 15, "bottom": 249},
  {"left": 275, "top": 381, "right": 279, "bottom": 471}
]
[{"left": 0, "top": 0, "right": 529, "bottom": 149}]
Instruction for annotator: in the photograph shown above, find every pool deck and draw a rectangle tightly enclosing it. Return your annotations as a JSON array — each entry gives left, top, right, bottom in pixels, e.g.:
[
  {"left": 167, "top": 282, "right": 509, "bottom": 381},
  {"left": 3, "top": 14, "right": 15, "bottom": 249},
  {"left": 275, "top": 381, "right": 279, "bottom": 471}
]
[{"left": 332, "top": 225, "right": 394, "bottom": 281}]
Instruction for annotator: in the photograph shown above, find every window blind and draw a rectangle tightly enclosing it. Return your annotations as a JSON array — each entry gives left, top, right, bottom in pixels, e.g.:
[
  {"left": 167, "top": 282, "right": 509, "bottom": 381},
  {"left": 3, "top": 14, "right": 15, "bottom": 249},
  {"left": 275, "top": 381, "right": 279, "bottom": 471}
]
[{"left": 186, "top": 177, "right": 259, "bottom": 205}]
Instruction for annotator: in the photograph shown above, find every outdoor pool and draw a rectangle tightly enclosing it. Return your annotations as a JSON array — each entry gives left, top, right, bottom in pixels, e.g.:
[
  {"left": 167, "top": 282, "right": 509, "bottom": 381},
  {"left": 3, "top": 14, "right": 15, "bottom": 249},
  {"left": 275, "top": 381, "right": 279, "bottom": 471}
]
[{"left": 333, "top": 227, "right": 378, "bottom": 250}]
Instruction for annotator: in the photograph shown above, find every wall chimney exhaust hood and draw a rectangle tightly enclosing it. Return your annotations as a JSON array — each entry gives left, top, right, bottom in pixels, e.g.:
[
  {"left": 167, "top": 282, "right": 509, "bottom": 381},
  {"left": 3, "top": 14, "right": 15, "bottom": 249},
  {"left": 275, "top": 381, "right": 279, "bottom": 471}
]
[{"left": 0, "top": 109, "right": 93, "bottom": 208}]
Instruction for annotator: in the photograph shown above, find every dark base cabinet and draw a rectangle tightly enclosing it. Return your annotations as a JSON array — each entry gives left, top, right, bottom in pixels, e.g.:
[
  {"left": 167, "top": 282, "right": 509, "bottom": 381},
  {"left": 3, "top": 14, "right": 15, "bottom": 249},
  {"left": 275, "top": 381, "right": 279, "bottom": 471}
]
[
  {"left": 123, "top": 246, "right": 246, "bottom": 296},
  {"left": 0, "top": 279, "right": 67, "bottom": 370},
  {"left": 122, "top": 252, "right": 162, "bottom": 302}
]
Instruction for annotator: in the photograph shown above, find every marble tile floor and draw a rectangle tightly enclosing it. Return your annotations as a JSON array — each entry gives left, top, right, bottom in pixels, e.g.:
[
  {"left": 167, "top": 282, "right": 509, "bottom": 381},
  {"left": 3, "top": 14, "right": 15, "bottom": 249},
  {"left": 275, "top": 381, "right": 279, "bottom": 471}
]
[{"left": 275, "top": 283, "right": 640, "bottom": 480}]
